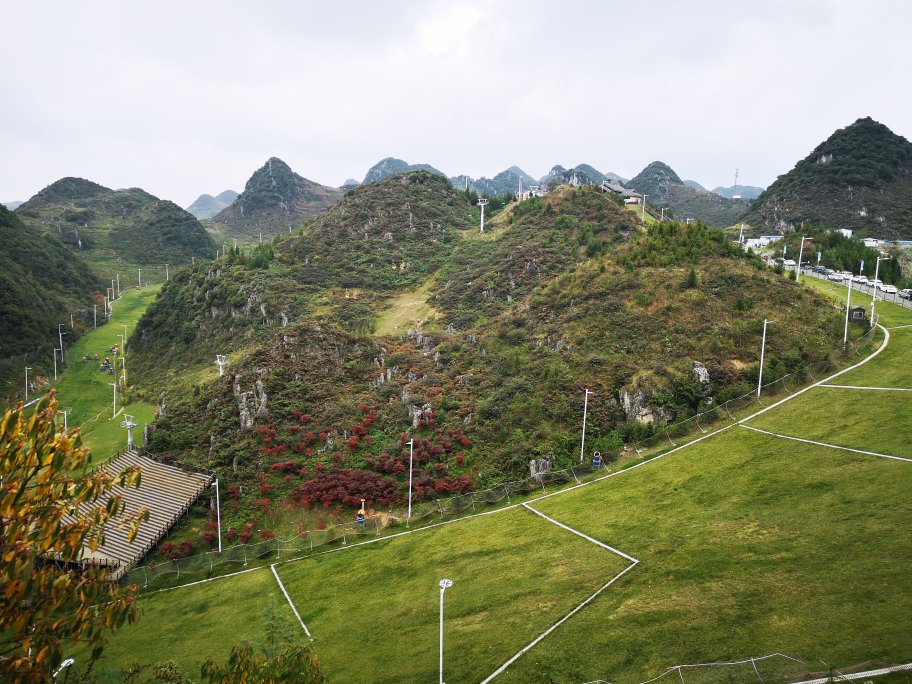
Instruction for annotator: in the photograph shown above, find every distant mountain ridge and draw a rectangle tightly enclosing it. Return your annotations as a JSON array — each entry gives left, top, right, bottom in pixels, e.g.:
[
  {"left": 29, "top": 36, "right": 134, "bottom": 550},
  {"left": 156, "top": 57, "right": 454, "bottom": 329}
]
[
  {"left": 712, "top": 185, "right": 764, "bottom": 200},
  {"left": 210, "top": 157, "right": 344, "bottom": 240},
  {"left": 363, "top": 158, "right": 446, "bottom": 184},
  {"left": 16, "top": 177, "right": 215, "bottom": 276},
  {"left": 186, "top": 190, "right": 238, "bottom": 220},
  {"left": 627, "top": 161, "right": 749, "bottom": 226},
  {"left": 741, "top": 117, "right": 912, "bottom": 238}
]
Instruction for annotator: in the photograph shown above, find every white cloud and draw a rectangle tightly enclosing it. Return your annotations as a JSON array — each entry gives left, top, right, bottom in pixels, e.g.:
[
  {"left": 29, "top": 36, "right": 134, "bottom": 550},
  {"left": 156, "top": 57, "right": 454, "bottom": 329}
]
[{"left": 1, "top": 0, "right": 910, "bottom": 205}]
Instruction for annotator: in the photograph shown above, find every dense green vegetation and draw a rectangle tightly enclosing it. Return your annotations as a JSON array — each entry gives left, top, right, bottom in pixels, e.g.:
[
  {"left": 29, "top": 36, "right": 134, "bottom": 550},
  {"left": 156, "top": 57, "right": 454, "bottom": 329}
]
[
  {"left": 778, "top": 228, "right": 907, "bottom": 286},
  {"left": 0, "top": 205, "right": 100, "bottom": 400},
  {"left": 126, "top": 175, "right": 850, "bottom": 553},
  {"left": 15, "top": 176, "right": 216, "bottom": 279},
  {"left": 743, "top": 117, "right": 912, "bottom": 239}
]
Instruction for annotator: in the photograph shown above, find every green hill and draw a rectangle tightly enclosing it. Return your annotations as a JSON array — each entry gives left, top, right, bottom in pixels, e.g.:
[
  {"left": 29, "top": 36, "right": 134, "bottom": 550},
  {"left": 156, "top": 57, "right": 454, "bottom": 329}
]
[
  {"left": 128, "top": 177, "right": 843, "bottom": 522},
  {"left": 742, "top": 117, "right": 912, "bottom": 238},
  {"left": 0, "top": 205, "right": 100, "bottom": 400},
  {"left": 209, "top": 157, "right": 344, "bottom": 241},
  {"left": 628, "top": 161, "right": 749, "bottom": 226},
  {"left": 15, "top": 177, "right": 215, "bottom": 280}
]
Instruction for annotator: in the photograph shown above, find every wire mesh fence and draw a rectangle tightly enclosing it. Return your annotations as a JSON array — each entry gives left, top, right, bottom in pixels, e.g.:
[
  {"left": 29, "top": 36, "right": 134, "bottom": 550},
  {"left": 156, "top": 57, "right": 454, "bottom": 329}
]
[
  {"left": 581, "top": 653, "right": 912, "bottom": 684},
  {"left": 123, "top": 324, "right": 883, "bottom": 590}
]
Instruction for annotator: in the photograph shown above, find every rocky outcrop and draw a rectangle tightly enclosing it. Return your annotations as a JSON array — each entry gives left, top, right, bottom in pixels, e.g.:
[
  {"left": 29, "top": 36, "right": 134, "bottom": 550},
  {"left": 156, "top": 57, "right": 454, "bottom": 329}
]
[{"left": 233, "top": 369, "right": 268, "bottom": 429}]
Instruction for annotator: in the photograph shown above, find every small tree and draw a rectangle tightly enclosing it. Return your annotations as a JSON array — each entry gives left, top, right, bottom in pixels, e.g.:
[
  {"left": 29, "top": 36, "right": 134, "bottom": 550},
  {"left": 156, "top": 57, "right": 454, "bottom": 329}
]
[{"left": 0, "top": 393, "right": 149, "bottom": 682}]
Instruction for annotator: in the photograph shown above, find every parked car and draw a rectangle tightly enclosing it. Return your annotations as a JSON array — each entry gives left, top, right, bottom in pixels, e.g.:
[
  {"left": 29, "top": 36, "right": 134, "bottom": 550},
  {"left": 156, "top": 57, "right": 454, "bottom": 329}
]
[
  {"left": 815, "top": 265, "right": 827, "bottom": 273},
  {"left": 870, "top": 279, "right": 883, "bottom": 288},
  {"left": 828, "top": 273, "right": 845, "bottom": 281},
  {"left": 883, "top": 285, "right": 898, "bottom": 294},
  {"left": 900, "top": 289, "right": 912, "bottom": 300},
  {"left": 853, "top": 275, "right": 869, "bottom": 284}
]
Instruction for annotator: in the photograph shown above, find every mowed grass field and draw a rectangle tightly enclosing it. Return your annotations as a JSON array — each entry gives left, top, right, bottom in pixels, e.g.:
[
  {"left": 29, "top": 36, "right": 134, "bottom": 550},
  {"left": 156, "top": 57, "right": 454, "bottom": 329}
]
[
  {"left": 85, "top": 287, "right": 912, "bottom": 682},
  {"left": 81, "top": 565, "right": 297, "bottom": 682},
  {"left": 499, "top": 426, "right": 912, "bottom": 683},
  {"left": 275, "top": 506, "right": 627, "bottom": 683},
  {"left": 53, "top": 285, "right": 159, "bottom": 462}
]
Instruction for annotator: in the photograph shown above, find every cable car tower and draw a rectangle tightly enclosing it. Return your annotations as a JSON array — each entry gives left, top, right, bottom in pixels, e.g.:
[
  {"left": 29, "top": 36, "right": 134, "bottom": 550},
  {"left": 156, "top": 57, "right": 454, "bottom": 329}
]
[{"left": 477, "top": 198, "right": 489, "bottom": 233}]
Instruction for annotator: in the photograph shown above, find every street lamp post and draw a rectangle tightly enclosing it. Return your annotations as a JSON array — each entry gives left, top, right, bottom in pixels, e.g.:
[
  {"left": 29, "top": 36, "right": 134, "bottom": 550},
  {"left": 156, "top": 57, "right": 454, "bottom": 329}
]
[
  {"left": 579, "top": 389, "right": 593, "bottom": 463},
  {"left": 407, "top": 439, "right": 415, "bottom": 520},
  {"left": 757, "top": 319, "right": 773, "bottom": 397},
  {"left": 642, "top": 194, "right": 647, "bottom": 222},
  {"left": 110, "top": 382, "right": 117, "bottom": 418},
  {"left": 53, "top": 348, "right": 58, "bottom": 381},
  {"left": 212, "top": 480, "right": 222, "bottom": 553},
  {"left": 25, "top": 366, "right": 31, "bottom": 401},
  {"left": 796, "top": 236, "right": 807, "bottom": 283},
  {"left": 438, "top": 578, "right": 453, "bottom": 684},
  {"left": 870, "top": 256, "right": 886, "bottom": 328},
  {"left": 843, "top": 276, "right": 853, "bottom": 347}
]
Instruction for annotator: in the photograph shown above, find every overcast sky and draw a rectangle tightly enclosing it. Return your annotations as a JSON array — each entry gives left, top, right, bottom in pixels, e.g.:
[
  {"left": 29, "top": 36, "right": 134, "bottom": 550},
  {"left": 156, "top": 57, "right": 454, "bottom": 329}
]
[{"left": 2, "top": 0, "right": 910, "bottom": 206}]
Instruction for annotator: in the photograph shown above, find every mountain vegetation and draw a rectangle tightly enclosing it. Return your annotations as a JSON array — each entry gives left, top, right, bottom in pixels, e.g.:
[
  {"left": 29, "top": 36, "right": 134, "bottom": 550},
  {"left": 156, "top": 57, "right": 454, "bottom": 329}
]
[
  {"left": 627, "top": 161, "right": 749, "bottom": 226},
  {"left": 362, "top": 157, "right": 447, "bottom": 184},
  {"left": 15, "top": 177, "right": 215, "bottom": 278},
  {"left": 209, "top": 158, "right": 344, "bottom": 241},
  {"left": 186, "top": 189, "right": 238, "bottom": 219},
  {"left": 126, "top": 173, "right": 843, "bottom": 541},
  {"left": 0, "top": 205, "right": 100, "bottom": 399},
  {"left": 742, "top": 117, "right": 912, "bottom": 238},
  {"left": 712, "top": 184, "right": 764, "bottom": 199}
]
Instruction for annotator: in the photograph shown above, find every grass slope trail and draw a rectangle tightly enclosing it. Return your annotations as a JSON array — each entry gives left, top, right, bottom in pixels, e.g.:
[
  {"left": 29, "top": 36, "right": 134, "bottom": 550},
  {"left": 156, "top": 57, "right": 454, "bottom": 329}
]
[
  {"left": 276, "top": 507, "right": 628, "bottom": 683},
  {"left": 54, "top": 286, "right": 159, "bottom": 462},
  {"left": 501, "top": 425, "right": 912, "bottom": 683},
  {"left": 80, "top": 569, "right": 298, "bottom": 683}
]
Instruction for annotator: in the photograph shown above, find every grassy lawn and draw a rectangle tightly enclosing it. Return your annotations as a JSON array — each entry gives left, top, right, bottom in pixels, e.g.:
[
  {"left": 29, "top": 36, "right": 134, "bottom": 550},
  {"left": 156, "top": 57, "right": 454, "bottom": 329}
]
[
  {"left": 626, "top": 202, "right": 658, "bottom": 225},
  {"left": 374, "top": 277, "right": 442, "bottom": 335},
  {"left": 500, "top": 426, "right": 912, "bottom": 683},
  {"left": 801, "top": 276, "right": 912, "bottom": 328},
  {"left": 53, "top": 285, "right": 160, "bottom": 462},
  {"left": 276, "top": 506, "right": 628, "bottom": 683},
  {"left": 77, "top": 568, "right": 297, "bottom": 682},
  {"left": 836, "top": 328, "right": 912, "bottom": 388},
  {"left": 745, "top": 387, "right": 912, "bottom": 458}
]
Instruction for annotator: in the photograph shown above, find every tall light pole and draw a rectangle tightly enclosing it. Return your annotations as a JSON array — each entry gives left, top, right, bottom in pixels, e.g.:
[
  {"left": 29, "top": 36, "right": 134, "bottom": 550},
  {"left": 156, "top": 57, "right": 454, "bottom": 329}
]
[
  {"left": 53, "top": 348, "right": 58, "bottom": 381},
  {"left": 138, "top": 268, "right": 141, "bottom": 287},
  {"left": 165, "top": 263, "right": 169, "bottom": 281},
  {"left": 796, "top": 236, "right": 808, "bottom": 283},
  {"left": 438, "top": 578, "right": 453, "bottom": 684},
  {"left": 58, "top": 324, "right": 65, "bottom": 362},
  {"left": 660, "top": 207, "right": 667, "bottom": 221},
  {"left": 123, "top": 325, "right": 128, "bottom": 350},
  {"left": 215, "top": 354, "right": 227, "bottom": 377},
  {"left": 757, "top": 319, "right": 773, "bottom": 397},
  {"left": 579, "top": 389, "right": 593, "bottom": 463},
  {"left": 110, "top": 382, "right": 117, "bottom": 418},
  {"left": 843, "top": 277, "right": 853, "bottom": 347},
  {"left": 642, "top": 194, "right": 647, "bottom": 222},
  {"left": 24, "top": 366, "right": 31, "bottom": 401},
  {"left": 93, "top": 303, "right": 97, "bottom": 329},
  {"left": 121, "top": 414, "right": 137, "bottom": 450},
  {"left": 477, "top": 198, "right": 489, "bottom": 233},
  {"left": 870, "top": 256, "right": 886, "bottom": 328},
  {"left": 212, "top": 480, "right": 222, "bottom": 553},
  {"left": 116, "top": 274, "right": 121, "bottom": 298},
  {"left": 407, "top": 439, "right": 415, "bottom": 520}
]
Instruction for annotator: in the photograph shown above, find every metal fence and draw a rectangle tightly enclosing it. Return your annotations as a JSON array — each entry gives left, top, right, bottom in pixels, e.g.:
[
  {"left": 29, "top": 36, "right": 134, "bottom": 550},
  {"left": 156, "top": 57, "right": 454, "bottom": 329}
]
[
  {"left": 793, "top": 267, "right": 912, "bottom": 310},
  {"left": 121, "top": 461, "right": 606, "bottom": 589},
  {"left": 581, "top": 653, "right": 912, "bottom": 684}
]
